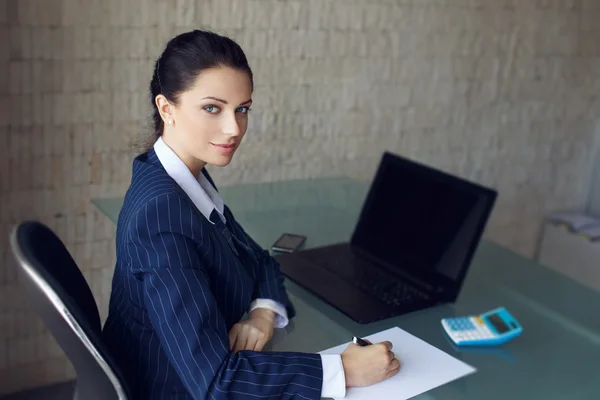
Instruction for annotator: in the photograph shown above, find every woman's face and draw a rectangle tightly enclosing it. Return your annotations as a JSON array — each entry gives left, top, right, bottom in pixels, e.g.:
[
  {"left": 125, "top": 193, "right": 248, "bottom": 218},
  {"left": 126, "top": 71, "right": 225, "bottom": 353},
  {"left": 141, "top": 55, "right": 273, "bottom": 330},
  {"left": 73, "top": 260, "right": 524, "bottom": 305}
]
[{"left": 158, "top": 66, "right": 253, "bottom": 173}]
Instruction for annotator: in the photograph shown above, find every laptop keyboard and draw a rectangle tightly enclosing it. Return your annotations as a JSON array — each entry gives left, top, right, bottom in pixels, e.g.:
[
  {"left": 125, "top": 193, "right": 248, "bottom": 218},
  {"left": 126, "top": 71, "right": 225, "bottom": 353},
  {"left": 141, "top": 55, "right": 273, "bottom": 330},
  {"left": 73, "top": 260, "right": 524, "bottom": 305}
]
[
  {"left": 352, "top": 263, "right": 431, "bottom": 308},
  {"left": 304, "top": 249, "right": 431, "bottom": 308}
]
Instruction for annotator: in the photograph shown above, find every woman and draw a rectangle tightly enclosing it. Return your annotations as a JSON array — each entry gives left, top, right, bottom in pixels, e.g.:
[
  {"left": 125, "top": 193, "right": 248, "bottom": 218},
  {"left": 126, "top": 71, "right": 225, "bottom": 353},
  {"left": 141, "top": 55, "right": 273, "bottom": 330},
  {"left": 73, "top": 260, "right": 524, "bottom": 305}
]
[{"left": 102, "top": 30, "right": 400, "bottom": 399}]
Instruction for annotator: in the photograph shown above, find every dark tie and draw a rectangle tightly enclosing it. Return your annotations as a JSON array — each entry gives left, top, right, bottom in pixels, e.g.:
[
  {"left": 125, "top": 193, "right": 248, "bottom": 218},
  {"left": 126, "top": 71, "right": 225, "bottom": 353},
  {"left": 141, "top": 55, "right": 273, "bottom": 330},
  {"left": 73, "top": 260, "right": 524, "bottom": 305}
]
[{"left": 209, "top": 210, "right": 239, "bottom": 256}]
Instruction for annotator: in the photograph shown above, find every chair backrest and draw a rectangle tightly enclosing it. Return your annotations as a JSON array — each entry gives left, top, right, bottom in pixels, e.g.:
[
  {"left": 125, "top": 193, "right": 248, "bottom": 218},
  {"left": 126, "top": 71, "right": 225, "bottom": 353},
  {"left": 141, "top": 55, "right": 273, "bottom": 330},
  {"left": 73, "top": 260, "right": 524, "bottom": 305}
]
[{"left": 9, "top": 221, "right": 130, "bottom": 400}]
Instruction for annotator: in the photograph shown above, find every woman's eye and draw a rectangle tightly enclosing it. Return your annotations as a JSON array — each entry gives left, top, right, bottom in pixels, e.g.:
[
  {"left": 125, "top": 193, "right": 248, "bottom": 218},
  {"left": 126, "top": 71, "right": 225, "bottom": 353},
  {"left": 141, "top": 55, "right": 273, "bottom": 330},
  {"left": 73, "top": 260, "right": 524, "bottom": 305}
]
[
  {"left": 236, "top": 106, "right": 250, "bottom": 114},
  {"left": 203, "top": 105, "right": 220, "bottom": 113}
]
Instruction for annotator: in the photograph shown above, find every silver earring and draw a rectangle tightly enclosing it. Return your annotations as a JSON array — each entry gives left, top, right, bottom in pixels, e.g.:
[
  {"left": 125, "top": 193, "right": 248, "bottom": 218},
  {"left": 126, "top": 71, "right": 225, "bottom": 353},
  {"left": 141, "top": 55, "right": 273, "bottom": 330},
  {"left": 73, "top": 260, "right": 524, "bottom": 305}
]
[{"left": 168, "top": 119, "right": 173, "bottom": 125}]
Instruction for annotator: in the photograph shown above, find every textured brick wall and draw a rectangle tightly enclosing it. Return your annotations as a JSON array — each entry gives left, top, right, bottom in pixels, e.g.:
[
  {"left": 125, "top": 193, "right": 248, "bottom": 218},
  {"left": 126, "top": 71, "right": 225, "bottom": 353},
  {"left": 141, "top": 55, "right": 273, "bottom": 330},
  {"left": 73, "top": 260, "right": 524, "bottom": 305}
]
[
  {"left": 587, "top": 132, "right": 600, "bottom": 215},
  {"left": 1, "top": 0, "right": 600, "bottom": 395}
]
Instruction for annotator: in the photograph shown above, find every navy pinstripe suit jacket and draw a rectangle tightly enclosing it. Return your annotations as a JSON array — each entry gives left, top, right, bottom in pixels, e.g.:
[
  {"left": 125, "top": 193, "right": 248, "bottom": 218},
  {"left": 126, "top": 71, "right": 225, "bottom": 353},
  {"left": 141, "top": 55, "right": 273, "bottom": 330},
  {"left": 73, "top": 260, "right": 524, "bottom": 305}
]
[{"left": 102, "top": 150, "right": 324, "bottom": 399}]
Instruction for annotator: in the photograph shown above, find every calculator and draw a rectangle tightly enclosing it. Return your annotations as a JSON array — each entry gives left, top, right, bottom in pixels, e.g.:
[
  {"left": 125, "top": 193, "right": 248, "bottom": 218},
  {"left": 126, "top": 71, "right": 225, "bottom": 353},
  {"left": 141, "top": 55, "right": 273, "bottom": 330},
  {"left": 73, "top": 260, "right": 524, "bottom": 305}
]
[{"left": 441, "top": 307, "right": 523, "bottom": 346}]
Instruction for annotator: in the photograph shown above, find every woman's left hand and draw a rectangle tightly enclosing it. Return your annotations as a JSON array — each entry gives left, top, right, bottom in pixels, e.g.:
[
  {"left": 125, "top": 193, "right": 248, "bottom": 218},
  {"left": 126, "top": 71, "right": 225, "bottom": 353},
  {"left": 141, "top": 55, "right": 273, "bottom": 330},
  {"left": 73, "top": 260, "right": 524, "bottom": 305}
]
[{"left": 229, "top": 308, "right": 275, "bottom": 353}]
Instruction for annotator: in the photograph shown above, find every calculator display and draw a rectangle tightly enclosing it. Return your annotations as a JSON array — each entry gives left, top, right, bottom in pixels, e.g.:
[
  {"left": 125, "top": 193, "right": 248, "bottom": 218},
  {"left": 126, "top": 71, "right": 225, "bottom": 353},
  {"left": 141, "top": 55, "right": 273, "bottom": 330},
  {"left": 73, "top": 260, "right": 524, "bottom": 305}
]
[{"left": 487, "top": 313, "right": 510, "bottom": 334}]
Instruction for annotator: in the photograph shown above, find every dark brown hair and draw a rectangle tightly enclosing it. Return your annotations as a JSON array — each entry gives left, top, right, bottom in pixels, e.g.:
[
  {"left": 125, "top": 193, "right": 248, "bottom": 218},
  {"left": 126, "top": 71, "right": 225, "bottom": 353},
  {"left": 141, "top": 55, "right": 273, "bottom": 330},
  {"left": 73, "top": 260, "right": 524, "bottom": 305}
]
[{"left": 145, "top": 30, "right": 253, "bottom": 149}]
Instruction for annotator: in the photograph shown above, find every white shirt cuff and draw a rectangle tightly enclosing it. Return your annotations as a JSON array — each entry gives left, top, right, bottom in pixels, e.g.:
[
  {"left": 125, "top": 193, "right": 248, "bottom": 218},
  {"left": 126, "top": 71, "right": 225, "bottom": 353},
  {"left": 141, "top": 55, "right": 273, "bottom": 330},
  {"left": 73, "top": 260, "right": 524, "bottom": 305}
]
[
  {"left": 248, "top": 298, "right": 289, "bottom": 328},
  {"left": 320, "top": 354, "right": 346, "bottom": 398}
]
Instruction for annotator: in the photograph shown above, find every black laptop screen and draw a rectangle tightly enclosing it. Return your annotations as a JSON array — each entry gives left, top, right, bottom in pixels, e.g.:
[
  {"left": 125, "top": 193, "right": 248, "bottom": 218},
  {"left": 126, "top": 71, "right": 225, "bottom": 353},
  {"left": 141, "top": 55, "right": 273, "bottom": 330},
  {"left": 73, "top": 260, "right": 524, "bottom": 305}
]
[{"left": 352, "top": 155, "right": 488, "bottom": 284}]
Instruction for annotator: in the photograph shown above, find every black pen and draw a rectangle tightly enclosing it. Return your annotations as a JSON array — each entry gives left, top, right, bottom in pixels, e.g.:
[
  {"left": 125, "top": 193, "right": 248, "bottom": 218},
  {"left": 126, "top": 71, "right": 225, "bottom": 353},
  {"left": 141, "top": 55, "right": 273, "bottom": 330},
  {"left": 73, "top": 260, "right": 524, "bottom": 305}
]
[{"left": 352, "top": 336, "right": 371, "bottom": 347}]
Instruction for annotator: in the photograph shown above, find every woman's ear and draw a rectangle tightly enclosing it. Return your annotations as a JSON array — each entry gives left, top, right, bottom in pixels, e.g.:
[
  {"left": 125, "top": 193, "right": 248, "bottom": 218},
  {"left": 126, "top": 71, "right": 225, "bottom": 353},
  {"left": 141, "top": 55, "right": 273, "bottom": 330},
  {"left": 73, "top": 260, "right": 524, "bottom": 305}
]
[{"left": 155, "top": 94, "right": 174, "bottom": 125}]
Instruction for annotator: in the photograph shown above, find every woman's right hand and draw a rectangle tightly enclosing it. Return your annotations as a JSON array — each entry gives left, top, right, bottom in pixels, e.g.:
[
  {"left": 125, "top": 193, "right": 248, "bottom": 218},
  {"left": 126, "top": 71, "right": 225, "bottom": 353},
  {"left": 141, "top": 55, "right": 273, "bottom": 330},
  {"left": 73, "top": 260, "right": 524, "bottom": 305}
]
[{"left": 340, "top": 340, "right": 401, "bottom": 387}]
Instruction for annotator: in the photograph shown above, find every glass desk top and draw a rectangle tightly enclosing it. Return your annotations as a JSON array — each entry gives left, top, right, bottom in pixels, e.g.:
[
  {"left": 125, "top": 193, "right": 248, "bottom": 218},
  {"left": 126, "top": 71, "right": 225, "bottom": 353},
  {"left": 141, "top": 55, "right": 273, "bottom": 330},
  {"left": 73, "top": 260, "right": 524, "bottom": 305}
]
[{"left": 92, "top": 176, "right": 599, "bottom": 399}]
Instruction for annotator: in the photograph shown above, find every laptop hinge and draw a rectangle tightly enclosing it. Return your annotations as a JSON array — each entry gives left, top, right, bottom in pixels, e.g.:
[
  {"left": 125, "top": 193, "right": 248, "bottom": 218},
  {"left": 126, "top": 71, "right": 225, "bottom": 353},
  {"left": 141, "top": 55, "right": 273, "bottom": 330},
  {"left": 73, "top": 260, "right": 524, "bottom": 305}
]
[{"left": 352, "top": 246, "right": 442, "bottom": 295}]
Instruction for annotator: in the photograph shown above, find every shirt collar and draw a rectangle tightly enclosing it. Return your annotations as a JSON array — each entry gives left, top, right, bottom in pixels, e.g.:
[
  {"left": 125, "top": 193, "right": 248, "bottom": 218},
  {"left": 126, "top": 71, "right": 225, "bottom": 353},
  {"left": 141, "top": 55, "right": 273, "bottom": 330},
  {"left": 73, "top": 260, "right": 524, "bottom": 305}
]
[{"left": 153, "top": 137, "right": 225, "bottom": 224}]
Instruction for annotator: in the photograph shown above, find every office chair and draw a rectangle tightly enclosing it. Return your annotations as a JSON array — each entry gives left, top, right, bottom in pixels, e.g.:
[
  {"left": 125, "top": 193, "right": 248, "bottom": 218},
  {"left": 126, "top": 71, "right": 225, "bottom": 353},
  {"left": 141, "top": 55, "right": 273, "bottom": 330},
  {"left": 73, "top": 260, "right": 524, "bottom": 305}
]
[{"left": 9, "top": 221, "right": 131, "bottom": 400}]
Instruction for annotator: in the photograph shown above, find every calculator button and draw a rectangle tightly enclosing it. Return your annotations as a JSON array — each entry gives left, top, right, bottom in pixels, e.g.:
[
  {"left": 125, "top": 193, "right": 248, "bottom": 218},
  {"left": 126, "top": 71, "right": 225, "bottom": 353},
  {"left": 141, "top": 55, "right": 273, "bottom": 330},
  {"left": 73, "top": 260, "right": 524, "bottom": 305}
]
[
  {"left": 457, "top": 318, "right": 475, "bottom": 330},
  {"left": 479, "top": 326, "right": 494, "bottom": 338}
]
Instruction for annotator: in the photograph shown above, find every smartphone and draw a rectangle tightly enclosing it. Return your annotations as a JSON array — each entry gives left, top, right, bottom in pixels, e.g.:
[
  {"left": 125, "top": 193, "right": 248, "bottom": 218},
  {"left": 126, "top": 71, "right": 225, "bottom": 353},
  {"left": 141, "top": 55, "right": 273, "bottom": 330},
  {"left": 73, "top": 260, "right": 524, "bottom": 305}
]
[{"left": 271, "top": 233, "right": 306, "bottom": 253}]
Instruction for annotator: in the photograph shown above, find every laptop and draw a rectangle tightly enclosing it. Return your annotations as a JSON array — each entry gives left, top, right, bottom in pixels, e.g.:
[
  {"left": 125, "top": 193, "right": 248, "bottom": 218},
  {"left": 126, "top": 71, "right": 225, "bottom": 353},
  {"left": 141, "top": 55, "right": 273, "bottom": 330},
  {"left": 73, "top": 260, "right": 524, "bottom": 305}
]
[{"left": 274, "top": 151, "right": 498, "bottom": 324}]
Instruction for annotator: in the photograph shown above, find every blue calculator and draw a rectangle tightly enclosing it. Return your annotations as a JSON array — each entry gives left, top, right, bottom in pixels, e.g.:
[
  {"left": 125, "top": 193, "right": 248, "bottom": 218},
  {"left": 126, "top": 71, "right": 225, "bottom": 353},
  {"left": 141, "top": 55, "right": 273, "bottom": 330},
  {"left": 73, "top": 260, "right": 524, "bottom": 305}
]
[{"left": 441, "top": 307, "right": 523, "bottom": 346}]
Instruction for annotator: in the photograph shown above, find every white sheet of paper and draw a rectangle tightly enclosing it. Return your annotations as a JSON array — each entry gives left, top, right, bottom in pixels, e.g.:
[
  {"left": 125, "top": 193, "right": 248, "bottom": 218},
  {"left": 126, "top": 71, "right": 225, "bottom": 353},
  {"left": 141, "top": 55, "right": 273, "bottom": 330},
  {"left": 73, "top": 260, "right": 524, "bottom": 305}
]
[{"left": 319, "top": 327, "right": 476, "bottom": 400}]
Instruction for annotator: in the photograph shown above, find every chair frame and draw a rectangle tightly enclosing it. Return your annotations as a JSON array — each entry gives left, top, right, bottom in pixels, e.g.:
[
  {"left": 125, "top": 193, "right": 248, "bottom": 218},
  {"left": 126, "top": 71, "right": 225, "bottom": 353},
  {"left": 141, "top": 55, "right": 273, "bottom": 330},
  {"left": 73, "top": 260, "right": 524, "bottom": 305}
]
[{"left": 10, "top": 223, "right": 129, "bottom": 400}]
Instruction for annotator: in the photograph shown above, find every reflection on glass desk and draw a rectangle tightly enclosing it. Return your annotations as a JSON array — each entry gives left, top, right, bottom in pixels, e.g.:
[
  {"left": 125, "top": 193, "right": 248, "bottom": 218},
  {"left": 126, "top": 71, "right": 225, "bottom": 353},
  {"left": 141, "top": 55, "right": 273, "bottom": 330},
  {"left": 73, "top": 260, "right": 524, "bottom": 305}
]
[{"left": 92, "top": 176, "right": 600, "bottom": 399}]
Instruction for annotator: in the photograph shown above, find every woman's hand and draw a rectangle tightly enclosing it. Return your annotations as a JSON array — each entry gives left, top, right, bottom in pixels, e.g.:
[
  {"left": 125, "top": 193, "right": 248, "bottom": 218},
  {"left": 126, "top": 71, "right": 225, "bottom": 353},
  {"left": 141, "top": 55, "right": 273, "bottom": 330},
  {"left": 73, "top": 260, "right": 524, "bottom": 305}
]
[
  {"left": 229, "top": 308, "right": 275, "bottom": 353},
  {"left": 340, "top": 340, "right": 401, "bottom": 387}
]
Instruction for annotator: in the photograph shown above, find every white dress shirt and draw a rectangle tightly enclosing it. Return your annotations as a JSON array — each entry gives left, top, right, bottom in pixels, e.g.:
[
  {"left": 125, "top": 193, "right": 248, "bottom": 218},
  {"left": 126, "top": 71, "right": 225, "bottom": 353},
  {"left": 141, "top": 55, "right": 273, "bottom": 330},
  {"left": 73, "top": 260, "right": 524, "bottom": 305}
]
[{"left": 153, "top": 137, "right": 346, "bottom": 398}]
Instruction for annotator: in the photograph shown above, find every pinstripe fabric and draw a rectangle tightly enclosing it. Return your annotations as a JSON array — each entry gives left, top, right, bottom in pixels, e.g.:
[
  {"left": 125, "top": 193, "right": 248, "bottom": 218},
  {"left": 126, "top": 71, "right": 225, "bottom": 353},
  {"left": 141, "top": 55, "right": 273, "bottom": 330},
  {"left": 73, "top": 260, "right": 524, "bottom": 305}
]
[{"left": 102, "top": 150, "right": 324, "bottom": 399}]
